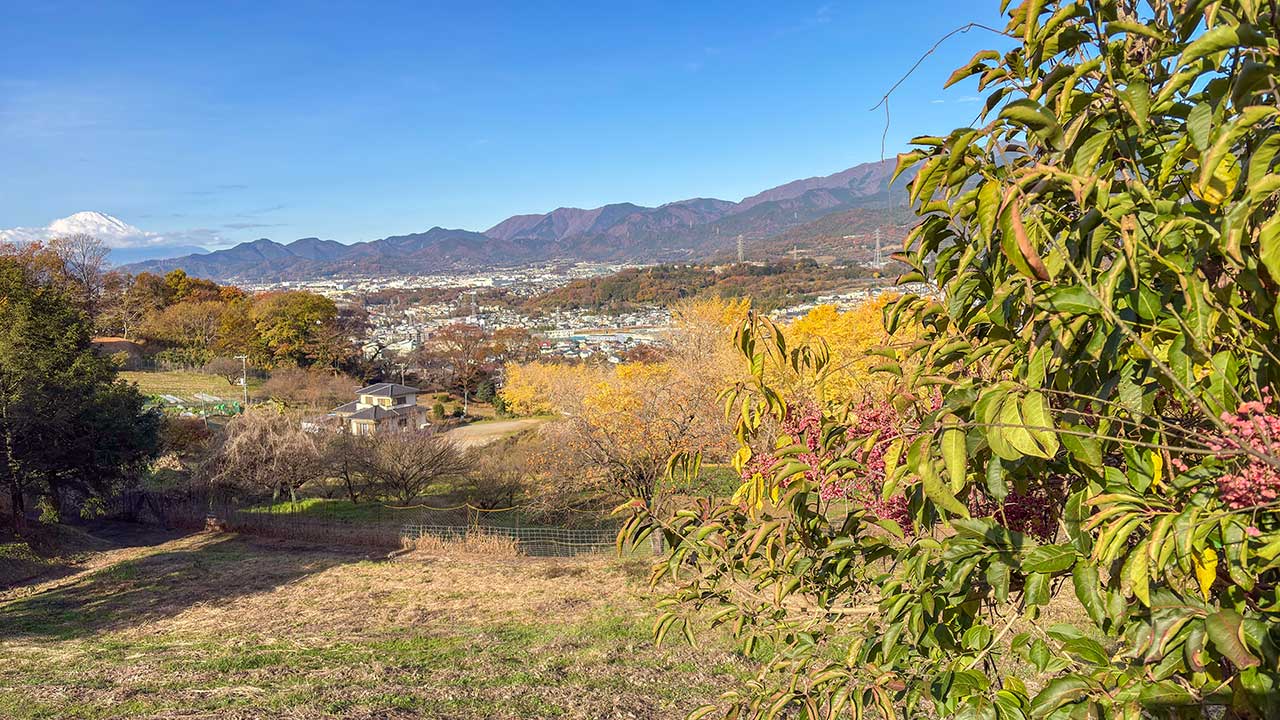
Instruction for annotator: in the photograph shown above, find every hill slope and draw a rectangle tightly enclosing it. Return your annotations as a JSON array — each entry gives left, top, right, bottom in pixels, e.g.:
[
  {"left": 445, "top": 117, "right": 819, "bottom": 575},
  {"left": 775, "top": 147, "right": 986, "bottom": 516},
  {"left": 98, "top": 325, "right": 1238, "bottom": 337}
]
[{"left": 123, "top": 159, "right": 910, "bottom": 281}]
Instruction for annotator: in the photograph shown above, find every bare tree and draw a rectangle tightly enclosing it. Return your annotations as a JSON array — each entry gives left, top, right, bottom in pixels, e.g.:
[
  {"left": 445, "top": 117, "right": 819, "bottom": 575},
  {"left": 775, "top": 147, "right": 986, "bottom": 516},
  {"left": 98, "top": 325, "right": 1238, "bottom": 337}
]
[
  {"left": 323, "top": 431, "right": 374, "bottom": 503},
  {"left": 425, "top": 323, "right": 493, "bottom": 414},
  {"left": 203, "top": 356, "right": 247, "bottom": 387},
  {"left": 259, "top": 367, "right": 359, "bottom": 409},
  {"left": 208, "top": 408, "right": 324, "bottom": 503},
  {"left": 49, "top": 233, "right": 109, "bottom": 319},
  {"left": 460, "top": 437, "right": 530, "bottom": 509},
  {"left": 359, "top": 430, "right": 470, "bottom": 504}
]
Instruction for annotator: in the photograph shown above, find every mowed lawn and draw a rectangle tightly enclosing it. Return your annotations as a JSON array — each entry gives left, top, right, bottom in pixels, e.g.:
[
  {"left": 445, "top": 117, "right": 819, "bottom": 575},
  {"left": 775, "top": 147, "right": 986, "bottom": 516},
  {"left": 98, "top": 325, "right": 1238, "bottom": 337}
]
[{"left": 0, "top": 527, "right": 749, "bottom": 719}]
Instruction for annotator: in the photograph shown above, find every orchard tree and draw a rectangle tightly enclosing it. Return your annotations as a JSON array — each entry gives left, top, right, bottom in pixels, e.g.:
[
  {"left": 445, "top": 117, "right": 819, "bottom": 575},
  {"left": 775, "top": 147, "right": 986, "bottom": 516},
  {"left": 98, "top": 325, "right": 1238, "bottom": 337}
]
[
  {"left": 208, "top": 407, "right": 324, "bottom": 503},
  {"left": 357, "top": 430, "right": 469, "bottom": 504},
  {"left": 622, "top": 2, "right": 1280, "bottom": 718}
]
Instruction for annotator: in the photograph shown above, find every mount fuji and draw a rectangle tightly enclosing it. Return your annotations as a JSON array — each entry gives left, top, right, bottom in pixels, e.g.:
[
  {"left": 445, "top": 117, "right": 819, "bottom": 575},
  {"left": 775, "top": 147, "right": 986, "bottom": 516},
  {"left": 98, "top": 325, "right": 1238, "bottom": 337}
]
[{"left": 0, "top": 211, "right": 210, "bottom": 265}]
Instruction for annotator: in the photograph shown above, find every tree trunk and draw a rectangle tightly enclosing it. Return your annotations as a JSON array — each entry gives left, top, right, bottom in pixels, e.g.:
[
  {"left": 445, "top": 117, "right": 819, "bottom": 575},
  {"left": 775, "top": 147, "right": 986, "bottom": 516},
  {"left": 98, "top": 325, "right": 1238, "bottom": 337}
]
[{"left": 9, "top": 483, "right": 24, "bottom": 532}]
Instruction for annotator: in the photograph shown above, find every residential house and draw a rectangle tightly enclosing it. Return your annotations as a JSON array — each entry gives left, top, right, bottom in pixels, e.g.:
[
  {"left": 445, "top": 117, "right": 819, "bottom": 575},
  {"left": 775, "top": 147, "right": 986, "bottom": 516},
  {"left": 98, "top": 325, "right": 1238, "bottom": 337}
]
[{"left": 327, "top": 382, "right": 426, "bottom": 435}]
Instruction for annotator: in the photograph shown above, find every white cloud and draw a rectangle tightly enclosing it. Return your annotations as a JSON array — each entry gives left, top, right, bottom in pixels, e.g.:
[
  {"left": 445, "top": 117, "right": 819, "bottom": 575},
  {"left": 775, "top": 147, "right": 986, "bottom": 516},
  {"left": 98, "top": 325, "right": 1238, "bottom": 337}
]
[{"left": 0, "top": 211, "right": 224, "bottom": 249}]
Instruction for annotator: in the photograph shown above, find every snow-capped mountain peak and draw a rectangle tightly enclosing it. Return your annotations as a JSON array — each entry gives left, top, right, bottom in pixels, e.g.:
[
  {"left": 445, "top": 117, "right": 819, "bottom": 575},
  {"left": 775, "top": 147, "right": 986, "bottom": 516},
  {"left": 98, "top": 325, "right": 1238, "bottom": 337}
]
[
  {"left": 46, "top": 211, "right": 142, "bottom": 241},
  {"left": 0, "top": 212, "right": 214, "bottom": 264}
]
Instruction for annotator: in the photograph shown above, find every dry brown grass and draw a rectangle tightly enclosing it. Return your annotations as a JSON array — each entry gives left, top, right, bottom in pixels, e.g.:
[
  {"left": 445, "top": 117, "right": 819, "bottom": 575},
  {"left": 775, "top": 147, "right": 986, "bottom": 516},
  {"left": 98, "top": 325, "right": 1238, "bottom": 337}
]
[
  {"left": 399, "top": 527, "right": 521, "bottom": 558},
  {"left": 0, "top": 525, "right": 747, "bottom": 719}
]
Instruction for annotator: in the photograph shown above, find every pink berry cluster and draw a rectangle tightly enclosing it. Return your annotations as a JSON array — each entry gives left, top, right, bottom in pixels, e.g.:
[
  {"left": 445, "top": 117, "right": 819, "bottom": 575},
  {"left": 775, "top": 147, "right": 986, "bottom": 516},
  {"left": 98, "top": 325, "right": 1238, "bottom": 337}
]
[
  {"left": 1207, "top": 392, "right": 1280, "bottom": 510},
  {"left": 841, "top": 399, "right": 912, "bottom": 525}
]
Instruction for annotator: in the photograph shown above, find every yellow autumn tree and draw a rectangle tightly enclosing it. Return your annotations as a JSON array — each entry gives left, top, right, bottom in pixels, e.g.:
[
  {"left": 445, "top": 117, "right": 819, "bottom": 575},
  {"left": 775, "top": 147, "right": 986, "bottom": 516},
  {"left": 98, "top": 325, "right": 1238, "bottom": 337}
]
[
  {"left": 499, "top": 361, "right": 600, "bottom": 416},
  {"left": 775, "top": 293, "right": 912, "bottom": 404}
]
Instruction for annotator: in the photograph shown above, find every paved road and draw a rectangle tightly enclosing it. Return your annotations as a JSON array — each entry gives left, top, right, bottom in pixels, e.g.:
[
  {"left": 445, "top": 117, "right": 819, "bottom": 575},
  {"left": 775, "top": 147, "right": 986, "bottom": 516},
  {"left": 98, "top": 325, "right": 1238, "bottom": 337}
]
[{"left": 443, "top": 418, "right": 546, "bottom": 448}]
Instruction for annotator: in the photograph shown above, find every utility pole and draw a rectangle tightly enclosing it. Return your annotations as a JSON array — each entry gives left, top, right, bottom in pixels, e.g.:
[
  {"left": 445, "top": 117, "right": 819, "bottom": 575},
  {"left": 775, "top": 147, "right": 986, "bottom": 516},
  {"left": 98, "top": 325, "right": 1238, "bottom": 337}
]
[{"left": 234, "top": 354, "right": 249, "bottom": 410}]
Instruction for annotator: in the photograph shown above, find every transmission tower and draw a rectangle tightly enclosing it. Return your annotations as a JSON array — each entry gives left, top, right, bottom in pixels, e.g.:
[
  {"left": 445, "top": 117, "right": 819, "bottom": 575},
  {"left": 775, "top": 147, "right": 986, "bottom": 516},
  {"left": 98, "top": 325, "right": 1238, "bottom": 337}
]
[
  {"left": 736, "top": 234, "right": 745, "bottom": 263},
  {"left": 873, "top": 227, "right": 883, "bottom": 266}
]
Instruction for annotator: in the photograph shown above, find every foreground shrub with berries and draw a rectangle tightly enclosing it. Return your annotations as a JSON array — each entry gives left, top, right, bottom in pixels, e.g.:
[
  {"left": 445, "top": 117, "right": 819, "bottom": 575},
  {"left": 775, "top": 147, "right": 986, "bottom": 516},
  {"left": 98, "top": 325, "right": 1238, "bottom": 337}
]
[{"left": 620, "top": 1, "right": 1280, "bottom": 717}]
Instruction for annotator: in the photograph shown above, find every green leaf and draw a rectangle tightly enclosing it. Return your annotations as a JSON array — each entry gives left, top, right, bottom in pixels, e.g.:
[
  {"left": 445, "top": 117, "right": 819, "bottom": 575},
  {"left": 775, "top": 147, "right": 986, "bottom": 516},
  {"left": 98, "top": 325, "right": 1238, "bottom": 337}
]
[
  {"left": 942, "top": 424, "right": 967, "bottom": 491},
  {"left": 1022, "top": 544, "right": 1078, "bottom": 573},
  {"left": 1071, "top": 130, "right": 1111, "bottom": 176},
  {"left": 1060, "top": 427, "right": 1101, "bottom": 469},
  {"left": 920, "top": 456, "right": 971, "bottom": 518},
  {"left": 1248, "top": 133, "right": 1280, "bottom": 187},
  {"left": 1029, "top": 676, "right": 1091, "bottom": 718},
  {"left": 1204, "top": 610, "right": 1261, "bottom": 669},
  {"left": 977, "top": 179, "right": 1001, "bottom": 241},
  {"left": 1120, "top": 81, "right": 1149, "bottom": 128},
  {"left": 1072, "top": 561, "right": 1106, "bottom": 627},
  {"left": 1177, "top": 24, "right": 1261, "bottom": 70},
  {"left": 1138, "top": 681, "right": 1194, "bottom": 706},
  {"left": 1259, "top": 214, "right": 1280, "bottom": 282},
  {"left": 998, "top": 393, "right": 1043, "bottom": 459},
  {"left": 1024, "top": 572, "right": 1050, "bottom": 607},
  {"left": 1123, "top": 538, "right": 1150, "bottom": 606},
  {"left": 985, "top": 455, "right": 1008, "bottom": 502},
  {"left": 1020, "top": 391, "right": 1059, "bottom": 458},
  {"left": 999, "top": 99, "right": 1064, "bottom": 150},
  {"left": 1061, "top": 637, "right": 1109, "bottom": 666},
  {"left": 1039, "top": 286, "right": 1102, "bottom": 315},
  {"left": 1187, "top": 102, "right": 1213, "bottom": 152}
]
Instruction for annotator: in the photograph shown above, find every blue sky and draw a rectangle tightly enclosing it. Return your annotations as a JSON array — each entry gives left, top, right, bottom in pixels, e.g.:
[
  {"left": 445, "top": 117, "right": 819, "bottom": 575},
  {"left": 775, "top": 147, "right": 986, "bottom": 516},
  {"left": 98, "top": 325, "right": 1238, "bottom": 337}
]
[{"left": 1, "top": 1, "right": 1008, "bottom": 248}]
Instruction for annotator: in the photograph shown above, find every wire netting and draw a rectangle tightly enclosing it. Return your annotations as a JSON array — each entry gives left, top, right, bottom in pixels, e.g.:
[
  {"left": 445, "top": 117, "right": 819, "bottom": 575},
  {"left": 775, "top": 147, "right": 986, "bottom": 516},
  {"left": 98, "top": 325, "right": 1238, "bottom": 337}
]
[{"left": 114, "top": 495, "right": 623, "bottom": 557}]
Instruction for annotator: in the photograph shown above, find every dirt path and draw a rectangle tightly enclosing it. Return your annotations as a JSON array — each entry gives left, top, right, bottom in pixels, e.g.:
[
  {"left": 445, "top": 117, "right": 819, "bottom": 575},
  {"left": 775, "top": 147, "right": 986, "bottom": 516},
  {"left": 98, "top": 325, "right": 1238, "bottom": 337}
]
[{"left": 443, "top": 418, "right": 546, "bottom": 448}]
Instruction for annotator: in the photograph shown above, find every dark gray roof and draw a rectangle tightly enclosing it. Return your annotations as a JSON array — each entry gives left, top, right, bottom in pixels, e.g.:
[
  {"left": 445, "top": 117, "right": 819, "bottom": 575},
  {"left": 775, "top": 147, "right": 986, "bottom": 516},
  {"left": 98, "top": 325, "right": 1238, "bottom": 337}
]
[
  {"left": 356, "top": 382, "right": 420, "bottom": 398},
  {"left": 347, "top": 405, "right": 420, "bottom": 421},
  {"left": 330, "top": 401, "right": 361, "bottom": 415}
]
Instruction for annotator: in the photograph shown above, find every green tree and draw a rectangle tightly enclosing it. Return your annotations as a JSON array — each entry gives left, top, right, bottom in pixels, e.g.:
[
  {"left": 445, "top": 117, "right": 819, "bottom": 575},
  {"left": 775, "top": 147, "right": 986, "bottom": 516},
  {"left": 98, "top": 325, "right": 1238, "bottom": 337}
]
[
  {"left": 250, "top": 291, "right": 343, "bottom": 368},
  {"left": 624, "top": 2, "right": 1280, "bottom": 718},
  {"left": 0, "top": 248, "right": 160, "bottom": 529}
]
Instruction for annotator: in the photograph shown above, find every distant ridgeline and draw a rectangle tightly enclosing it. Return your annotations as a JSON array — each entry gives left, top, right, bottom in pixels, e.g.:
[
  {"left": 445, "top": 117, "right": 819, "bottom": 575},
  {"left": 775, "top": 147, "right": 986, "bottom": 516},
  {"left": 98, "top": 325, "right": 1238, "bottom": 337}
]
[
  {"left": 523, "top": 260, "right": 897, "bottom": 314},
  {"left": 119, "top": 159, "right": 915, "bottom": 283}
]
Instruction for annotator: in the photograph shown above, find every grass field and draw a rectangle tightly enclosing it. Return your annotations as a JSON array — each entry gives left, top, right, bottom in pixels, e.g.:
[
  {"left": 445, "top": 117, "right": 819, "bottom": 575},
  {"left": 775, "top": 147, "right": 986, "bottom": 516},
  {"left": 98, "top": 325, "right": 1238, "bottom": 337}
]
[
  {"left": 118, "top": 370, "right": 244, "bottom": 402},
  {"left": 0, "top": 525, "right": 749, "bottom": 719}
]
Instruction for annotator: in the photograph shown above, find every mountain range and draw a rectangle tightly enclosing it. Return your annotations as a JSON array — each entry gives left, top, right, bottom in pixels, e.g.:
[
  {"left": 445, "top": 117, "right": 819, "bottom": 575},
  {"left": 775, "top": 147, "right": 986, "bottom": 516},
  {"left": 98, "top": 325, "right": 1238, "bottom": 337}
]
[{"left": 116, "top": 159, "right": 909, "bottom": 282}]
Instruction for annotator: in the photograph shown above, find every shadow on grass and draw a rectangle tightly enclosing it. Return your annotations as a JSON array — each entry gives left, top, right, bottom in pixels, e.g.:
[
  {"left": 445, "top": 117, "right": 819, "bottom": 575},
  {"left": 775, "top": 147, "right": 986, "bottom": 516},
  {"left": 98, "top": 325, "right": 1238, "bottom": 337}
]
[{"left": 0, "top": 533, "right": 371, "bottom": 641}]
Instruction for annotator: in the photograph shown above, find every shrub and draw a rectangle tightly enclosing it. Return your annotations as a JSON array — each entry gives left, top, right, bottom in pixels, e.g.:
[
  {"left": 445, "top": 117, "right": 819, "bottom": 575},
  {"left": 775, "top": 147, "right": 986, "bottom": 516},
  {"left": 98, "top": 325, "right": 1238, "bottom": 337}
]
[{"left": 623, "top": 2, "right": 1280, "bottom": 717}]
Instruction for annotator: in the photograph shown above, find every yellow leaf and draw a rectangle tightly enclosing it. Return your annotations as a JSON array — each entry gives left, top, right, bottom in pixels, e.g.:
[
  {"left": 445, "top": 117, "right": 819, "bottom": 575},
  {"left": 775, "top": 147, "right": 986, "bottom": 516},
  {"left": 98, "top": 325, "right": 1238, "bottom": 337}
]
[
  {"left": 1191, "top": 153, "right": 1240, "bottom": 208},
  {"left": 1194, "top": 547, "right": 1218, "bottom": 600},
  {"left": 1149, "top": 450, "right": 1163, "bottom": 488}
]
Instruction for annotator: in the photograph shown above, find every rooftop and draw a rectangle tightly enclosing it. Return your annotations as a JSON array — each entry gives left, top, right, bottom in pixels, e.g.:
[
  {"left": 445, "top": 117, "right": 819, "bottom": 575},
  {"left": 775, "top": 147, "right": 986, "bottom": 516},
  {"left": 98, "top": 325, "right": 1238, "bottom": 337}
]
[{"left": 356, "top": 382, "right": 420, "bottom": 398}]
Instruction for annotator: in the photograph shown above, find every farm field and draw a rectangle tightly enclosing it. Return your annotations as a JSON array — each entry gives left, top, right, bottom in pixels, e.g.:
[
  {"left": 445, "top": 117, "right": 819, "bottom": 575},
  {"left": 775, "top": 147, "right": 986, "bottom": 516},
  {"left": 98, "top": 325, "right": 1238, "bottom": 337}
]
[
  {"left": 118, "top": 370, "right": 244, "bottom": 402},
  {"left": 0, "top": 524, "right": 749, "bottom": 720}
]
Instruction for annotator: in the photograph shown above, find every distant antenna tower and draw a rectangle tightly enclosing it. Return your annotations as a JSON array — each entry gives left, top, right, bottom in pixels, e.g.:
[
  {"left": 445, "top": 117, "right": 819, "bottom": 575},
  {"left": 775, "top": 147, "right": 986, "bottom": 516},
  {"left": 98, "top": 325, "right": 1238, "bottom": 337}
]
[
  {"left": 873, "top": 227, "right": 883, "bottom": 266},
  {"left": 791, "top": 244, "right": 800, "bottom": 264},
  {"left": 736, "top": 234, "right": 745, "bottom": 263}
]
